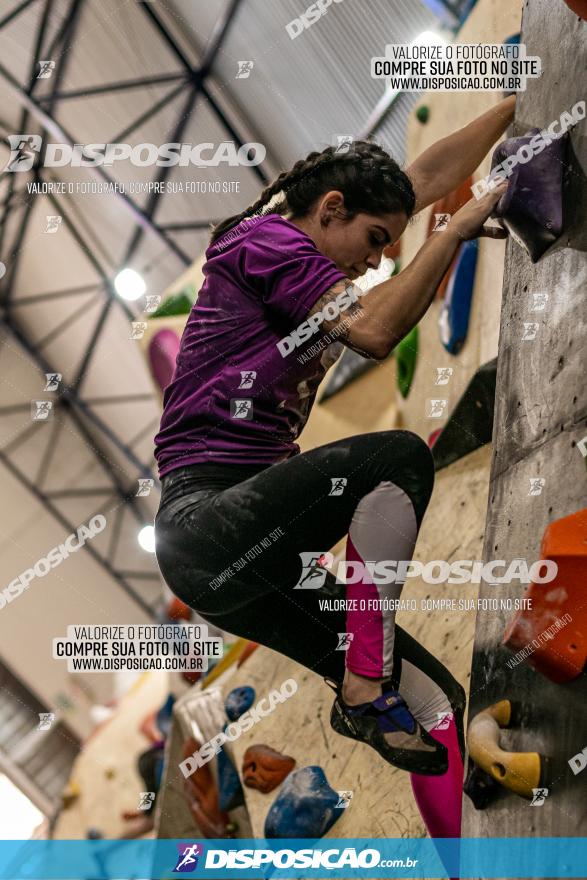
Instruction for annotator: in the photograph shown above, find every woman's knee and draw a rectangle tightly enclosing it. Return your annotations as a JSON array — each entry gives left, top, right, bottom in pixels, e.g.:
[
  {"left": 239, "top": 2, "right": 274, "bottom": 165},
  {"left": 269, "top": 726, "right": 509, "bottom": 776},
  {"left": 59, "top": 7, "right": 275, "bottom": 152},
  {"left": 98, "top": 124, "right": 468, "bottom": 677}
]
[{"left": 368, "top": 430, "right": 435, "bottom": 521}]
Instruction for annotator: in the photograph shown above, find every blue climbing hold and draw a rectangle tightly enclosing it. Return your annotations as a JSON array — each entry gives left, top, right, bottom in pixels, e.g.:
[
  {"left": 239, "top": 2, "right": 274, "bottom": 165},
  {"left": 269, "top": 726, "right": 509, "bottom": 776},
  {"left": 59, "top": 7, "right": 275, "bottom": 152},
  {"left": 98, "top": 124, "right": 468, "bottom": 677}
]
[
  {"left": 264, "top": 766, "right": 342, "bottom": 839},
  {"left": 438, "top": 239, "right": 478, "bottom": 355},
  {"left": 155, "top": 693, "right": 175, "bottom": 739},
  {"left": 86, "top": 828, "right": 103, "bottom": 839},
  {"left": 217, "top": 739, "right": 246, "bottom": 812},
  {"left": 225, "top": 686, "right": 255, "bottom": 722}
]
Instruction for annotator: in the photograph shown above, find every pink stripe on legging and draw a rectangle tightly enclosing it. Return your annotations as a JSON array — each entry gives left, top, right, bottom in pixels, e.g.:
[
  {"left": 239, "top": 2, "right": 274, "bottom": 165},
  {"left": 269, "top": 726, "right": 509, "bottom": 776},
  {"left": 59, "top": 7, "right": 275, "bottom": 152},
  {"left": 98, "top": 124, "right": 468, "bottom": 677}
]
[
  {"left": 410, "top": 716, "right": 463, "bottom": 838},
  {"left": 345, "top": 533, "right": 384, "bottom": 676}
]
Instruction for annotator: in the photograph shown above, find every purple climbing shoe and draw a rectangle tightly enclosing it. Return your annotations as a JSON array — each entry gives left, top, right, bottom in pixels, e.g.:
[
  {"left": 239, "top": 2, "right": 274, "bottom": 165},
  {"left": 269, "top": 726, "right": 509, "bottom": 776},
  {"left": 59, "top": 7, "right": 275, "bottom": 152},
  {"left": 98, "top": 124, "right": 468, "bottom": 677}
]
[{"left": 326, "top": 678, "right": 448, "bottom": 776}]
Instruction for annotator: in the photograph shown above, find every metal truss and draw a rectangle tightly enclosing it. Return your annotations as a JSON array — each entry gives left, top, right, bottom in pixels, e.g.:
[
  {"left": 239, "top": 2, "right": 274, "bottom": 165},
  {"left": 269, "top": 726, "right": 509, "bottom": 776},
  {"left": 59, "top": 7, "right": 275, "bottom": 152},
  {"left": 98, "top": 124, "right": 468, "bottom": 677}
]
[{"left": 0, "top": 0, "right": 270, "bottom": 617}]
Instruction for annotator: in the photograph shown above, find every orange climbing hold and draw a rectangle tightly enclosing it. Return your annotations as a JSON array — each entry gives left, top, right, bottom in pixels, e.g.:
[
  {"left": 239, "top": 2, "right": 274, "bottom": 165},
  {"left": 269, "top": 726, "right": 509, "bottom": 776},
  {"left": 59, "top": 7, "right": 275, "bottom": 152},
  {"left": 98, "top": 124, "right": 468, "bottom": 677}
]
[{"left": 503, "top": 507, "right": 587, "bottom": 683}]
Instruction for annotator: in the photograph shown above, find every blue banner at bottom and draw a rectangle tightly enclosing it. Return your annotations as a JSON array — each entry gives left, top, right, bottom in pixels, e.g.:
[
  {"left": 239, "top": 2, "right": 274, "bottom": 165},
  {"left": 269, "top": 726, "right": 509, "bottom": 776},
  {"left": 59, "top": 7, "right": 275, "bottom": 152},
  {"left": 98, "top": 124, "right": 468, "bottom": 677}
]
[{"left": 0, "top": 838, "right": 586, "bottom": 878}]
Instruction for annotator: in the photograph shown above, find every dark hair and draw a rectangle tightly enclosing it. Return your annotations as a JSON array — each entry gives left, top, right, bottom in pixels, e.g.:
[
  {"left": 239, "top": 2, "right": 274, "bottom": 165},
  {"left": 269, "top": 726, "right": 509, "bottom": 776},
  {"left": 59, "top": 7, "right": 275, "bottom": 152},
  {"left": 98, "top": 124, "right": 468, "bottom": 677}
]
[{"left": 210, "top": 140, "right": 415, "bottom": 244}]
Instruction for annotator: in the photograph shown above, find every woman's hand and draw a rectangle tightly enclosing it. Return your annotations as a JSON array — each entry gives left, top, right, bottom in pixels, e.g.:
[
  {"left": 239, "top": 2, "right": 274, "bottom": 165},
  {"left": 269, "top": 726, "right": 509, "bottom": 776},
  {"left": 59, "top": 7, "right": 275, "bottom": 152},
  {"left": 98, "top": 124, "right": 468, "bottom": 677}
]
[{"left": 448, "top": 182, "right": 509, "bottom": 240}]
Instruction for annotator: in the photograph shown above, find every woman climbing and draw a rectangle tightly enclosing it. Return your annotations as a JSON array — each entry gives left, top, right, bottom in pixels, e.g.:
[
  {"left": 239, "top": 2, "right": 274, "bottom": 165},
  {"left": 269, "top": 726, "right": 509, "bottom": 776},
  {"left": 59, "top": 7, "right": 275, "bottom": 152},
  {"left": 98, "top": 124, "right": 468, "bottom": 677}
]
[{"left": 154, "top": 97, "right": 515, "bottom": 837}]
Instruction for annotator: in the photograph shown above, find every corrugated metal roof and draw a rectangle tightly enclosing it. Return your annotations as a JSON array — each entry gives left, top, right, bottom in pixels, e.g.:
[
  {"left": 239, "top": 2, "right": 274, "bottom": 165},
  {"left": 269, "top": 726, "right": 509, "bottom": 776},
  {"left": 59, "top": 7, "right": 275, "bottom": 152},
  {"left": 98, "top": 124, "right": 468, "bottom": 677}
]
[{"left": 168, "top": 0, "right": 437, "bottom": 165}]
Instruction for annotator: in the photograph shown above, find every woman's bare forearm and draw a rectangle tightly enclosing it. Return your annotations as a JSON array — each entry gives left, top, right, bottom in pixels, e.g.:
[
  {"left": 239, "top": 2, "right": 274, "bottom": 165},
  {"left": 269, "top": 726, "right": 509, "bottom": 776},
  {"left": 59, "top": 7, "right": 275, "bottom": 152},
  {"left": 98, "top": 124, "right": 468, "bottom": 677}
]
[
  {"left": 408, "top": 95, "right": 516, "bottom": 212},
  {"left": 344, "top": 230, "right": 461, "bottom": 358},
  {"left": 306, "top": 230, "right": 459, "bottom": 361}
]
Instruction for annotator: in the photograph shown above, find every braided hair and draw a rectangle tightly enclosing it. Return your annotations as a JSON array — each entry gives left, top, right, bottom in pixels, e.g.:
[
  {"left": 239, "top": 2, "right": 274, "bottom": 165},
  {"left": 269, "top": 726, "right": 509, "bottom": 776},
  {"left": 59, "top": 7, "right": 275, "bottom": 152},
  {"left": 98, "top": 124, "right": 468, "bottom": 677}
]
[{"left": 209, "top": 140, "right": 415, "bottom": 244}]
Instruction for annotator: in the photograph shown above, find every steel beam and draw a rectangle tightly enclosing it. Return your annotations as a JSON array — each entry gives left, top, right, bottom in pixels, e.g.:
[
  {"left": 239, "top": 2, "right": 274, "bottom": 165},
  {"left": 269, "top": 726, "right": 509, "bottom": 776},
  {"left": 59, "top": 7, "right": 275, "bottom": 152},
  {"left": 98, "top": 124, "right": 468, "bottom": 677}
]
[
  {"left": 0, "top": 446, "right": 156, "bottom": 618},
  {"left": 0, "top": 0, "right": 40, "bottom": 31},
  {"left": 121, "top": 86, "right": 199, "bottom": 266},
  {"left": 3, "top": 318, "right": 157, "bottom": 489},
  {"left": 199, "top": 0, "right": 244, "bottom": 78},
  {"left": 0, "top": 60, "right": 192, "bottom": 266},
  {"left": 37, "top": 72, "right": 187, "bottom": 102}
]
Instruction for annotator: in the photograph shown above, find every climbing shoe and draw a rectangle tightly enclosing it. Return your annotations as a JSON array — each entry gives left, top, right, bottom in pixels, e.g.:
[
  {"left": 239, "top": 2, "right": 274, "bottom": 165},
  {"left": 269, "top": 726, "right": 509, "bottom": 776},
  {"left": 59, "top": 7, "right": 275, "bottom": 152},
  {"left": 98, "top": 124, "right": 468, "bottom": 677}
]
[{"left": 325, "top": 677, "right": 449, "bottom": 776}]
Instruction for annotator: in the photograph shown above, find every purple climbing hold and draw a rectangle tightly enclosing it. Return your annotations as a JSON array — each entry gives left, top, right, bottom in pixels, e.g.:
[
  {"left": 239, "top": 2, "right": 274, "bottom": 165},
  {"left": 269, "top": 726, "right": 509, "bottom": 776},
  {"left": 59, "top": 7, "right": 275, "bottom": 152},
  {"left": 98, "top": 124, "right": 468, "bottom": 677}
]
[
  {"left": 491, "top": 127, "right": 568, "bottom": 262},
  {"left": 264, "top": 765, "right": 342, "bottom": 839}
]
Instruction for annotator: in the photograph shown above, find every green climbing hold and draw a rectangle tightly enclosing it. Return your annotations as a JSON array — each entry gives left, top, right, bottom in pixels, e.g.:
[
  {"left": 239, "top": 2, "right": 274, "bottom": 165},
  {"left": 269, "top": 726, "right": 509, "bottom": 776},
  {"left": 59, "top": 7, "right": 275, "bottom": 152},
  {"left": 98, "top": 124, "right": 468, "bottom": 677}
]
[
  {"left": 416, "top": 105, "right": 430, "bottom": 124},
  {"left": 150, "top": 284, "right": 196, "bottom": 318},
  {"left": 395, "top": 325, "right": 418, "bottom": 399}
]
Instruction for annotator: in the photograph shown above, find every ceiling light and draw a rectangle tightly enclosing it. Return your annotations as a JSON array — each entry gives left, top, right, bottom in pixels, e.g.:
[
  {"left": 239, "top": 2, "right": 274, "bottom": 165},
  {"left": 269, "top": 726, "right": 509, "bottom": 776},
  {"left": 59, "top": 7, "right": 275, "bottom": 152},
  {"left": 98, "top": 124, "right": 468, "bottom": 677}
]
[
  {"left": 114, "top": 268, "right": 146, "bottom": 301},
  {"left": 138, "top": 524, "right": 156, "bottom": 553}
]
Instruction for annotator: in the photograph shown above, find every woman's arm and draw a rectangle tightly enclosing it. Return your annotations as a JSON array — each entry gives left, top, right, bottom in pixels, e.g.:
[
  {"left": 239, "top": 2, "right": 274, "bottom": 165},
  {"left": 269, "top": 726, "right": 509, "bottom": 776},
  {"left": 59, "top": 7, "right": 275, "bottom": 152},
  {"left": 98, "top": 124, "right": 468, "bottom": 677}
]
[
  {"left": 407, "top": 95, "right": 516, "bottom": 213},
  {"left": 306, "top": 184, "right": 507, "bottom": 360}
]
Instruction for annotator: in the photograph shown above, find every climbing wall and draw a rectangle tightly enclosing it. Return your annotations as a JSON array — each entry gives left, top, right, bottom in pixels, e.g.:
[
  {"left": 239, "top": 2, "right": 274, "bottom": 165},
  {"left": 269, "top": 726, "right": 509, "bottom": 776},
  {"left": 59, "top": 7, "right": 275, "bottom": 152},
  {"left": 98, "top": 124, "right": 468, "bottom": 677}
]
[
  {"left": 462, "top": 0, "right": 587, "bottom": 841},
  {"left": 398, "top": 0, "right": 523, "bottom": 440}
]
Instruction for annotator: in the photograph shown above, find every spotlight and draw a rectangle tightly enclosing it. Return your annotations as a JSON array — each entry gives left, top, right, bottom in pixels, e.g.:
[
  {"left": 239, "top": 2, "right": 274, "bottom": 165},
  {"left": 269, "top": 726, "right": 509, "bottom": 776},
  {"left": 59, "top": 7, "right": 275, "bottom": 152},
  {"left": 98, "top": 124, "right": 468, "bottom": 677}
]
[
  {"left": 114, "top": 268, "right": 146, "bottom": 301},
  {"left": 412, "top": 30, "right": 447, "bottom": 47},
  {"left": 138, "top": 525, "right": 156, "bottom": 553}
]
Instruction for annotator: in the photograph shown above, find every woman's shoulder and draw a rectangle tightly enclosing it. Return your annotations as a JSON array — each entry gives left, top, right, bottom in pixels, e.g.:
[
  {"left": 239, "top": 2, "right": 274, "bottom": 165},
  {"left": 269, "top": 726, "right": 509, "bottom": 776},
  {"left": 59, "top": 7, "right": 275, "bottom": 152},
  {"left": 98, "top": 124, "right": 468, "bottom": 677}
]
[
  {"left": 206, "top": 213, "right": 317, "bottom": 262},
  {"left": 240, "top": 213, "right": 316, "bottom": 251}
]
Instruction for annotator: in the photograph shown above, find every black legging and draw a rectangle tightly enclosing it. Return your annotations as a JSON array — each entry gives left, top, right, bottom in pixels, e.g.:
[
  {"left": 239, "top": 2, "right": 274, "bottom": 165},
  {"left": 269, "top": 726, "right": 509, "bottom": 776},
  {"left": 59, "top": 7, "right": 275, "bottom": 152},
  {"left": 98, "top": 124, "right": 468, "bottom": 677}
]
[{"left": 154, "top": 430, "right": 466, "bottom": 755}]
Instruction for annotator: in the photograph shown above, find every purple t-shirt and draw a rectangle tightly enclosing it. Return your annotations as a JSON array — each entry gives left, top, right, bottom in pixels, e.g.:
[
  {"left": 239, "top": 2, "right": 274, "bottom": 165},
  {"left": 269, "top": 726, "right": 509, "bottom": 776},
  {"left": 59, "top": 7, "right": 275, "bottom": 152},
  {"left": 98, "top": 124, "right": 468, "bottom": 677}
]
[{"left": 154, "top": 214, "right": 347, "bottom": 476}]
